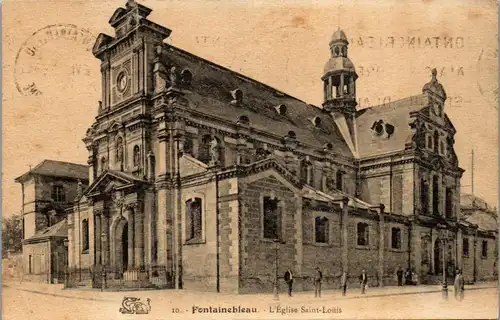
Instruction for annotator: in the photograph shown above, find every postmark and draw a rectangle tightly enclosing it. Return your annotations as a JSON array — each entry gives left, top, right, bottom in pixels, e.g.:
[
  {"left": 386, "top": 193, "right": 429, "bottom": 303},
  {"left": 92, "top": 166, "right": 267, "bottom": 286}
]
[
  {"left": 14, "top": 24, "right": 97, "bottom": 97},
  {"left": 476, "top": 34, "right": 498, "bottom": 109}
]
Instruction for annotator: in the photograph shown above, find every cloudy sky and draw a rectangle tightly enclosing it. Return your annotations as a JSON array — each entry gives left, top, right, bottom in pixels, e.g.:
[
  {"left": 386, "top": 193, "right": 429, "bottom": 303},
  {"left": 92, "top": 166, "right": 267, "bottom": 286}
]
[{"left": 2, "top": 0, "right": 498, "bottom": 217}]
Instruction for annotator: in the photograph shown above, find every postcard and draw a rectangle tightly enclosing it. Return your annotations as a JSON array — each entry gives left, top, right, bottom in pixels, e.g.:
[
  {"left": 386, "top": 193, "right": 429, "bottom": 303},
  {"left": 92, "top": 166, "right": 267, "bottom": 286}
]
[{"left": 2, "top": 0, "right": 498, "bottom": 319}]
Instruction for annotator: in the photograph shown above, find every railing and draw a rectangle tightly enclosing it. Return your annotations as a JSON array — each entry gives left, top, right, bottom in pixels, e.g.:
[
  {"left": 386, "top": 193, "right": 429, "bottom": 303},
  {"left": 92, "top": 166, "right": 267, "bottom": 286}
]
[{"left": 64, "top": 264, "right": 171, "bottom": 290}]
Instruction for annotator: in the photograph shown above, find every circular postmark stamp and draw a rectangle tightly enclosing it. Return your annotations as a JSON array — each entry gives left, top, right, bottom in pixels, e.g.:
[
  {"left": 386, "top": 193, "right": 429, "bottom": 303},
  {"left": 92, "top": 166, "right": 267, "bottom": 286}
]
[
  {"left": 14, "top": 24, "right": 98, "bottom": 97},
  {"left": 477, "top": 34, "right": 498, "bottom": 109}
]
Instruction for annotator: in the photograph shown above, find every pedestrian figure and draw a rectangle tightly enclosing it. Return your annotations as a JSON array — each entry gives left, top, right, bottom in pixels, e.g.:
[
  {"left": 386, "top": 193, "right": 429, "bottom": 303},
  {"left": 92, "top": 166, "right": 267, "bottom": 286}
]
[
  {"left": 359, "top": 270, "right": 368, "bottom": 294},
  {"left": 396, "top": 266, "right": 403, "bottom": 286},
  {"left": 284, "top": 268, "right": 293, "bottom": 297},
  {"left": 454, "top": 269, "right": 464, "bottom": 301},
  {"left": 341, "top": 271, "right": 348, "bottom": 296},
  {"left": 314, "top": 267, "right": 323, "bottom": 298}
]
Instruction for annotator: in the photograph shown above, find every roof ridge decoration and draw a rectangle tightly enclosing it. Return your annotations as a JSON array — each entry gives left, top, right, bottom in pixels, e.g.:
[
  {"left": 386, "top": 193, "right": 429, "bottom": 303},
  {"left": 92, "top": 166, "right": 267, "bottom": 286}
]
[{"left": 422, "top": 68, "right": 447, "bottom": 102}]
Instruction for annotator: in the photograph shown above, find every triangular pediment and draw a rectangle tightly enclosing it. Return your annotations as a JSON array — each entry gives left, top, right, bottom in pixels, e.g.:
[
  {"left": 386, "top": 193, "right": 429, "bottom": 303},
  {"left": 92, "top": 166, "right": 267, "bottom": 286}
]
[
  {"left": 92, "top": 33, "right": 114, "bottom": 57},
  {"left": 240, "top": 157, "right": 302, "bottom": 190},
  {"left": 85, "top": 170, "right": 145, "bottom": 197}
]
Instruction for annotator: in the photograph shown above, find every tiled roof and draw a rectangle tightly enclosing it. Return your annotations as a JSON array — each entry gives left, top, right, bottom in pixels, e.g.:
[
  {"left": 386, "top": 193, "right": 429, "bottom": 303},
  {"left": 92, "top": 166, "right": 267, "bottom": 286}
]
[
  {"left": 23, "top": 220, "right": 67, "bottom": 243},
  {"left": 355, "top": 95, "right": 427, "bottom": 158},
  {"left": 161, "top": 45, "right": 353, "bottom": 158},
  {"left": 15, "top": 160, "right": 89, "bottom": 183}
]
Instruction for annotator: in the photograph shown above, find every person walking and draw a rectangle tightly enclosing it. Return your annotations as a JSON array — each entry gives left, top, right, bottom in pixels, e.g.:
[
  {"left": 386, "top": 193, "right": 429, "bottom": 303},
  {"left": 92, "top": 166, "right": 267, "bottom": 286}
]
[
  {"left": 341, "top": 271, "right": 348, "bottom": 296},
  {"left": 284, "top": 268, "right": 293, "bottom": 297},
  {"left": 359, "top": 270, "right": 368, "bottom": 294},
  {"left": 396, "top": 266, "right": 403, "bottom": 286},
  {"left": 314, "top": 267, "right": 323, "bottom": 298},
  {"left": 454, "top": 269, "right": 464, "bottom": 301}
]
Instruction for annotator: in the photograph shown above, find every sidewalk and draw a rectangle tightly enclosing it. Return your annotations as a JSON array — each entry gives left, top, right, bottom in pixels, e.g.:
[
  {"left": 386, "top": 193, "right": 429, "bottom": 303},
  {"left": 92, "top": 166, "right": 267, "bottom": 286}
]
[{"left": 3, "top": 279, "right": 497, "bottom": 304}]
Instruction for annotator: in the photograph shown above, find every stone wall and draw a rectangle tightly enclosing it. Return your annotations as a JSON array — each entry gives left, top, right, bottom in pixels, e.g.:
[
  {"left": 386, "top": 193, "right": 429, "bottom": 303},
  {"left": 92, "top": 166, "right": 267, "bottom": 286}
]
[{"left": 237, "top": 174, "right": 299, "bottom": 294}]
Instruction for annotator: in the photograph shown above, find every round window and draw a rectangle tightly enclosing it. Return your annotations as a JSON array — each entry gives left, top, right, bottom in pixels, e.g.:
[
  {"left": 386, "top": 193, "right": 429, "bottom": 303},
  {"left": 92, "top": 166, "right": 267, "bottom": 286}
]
[{"left": 117, "top": 72, "right": 128, "bottom": 92}]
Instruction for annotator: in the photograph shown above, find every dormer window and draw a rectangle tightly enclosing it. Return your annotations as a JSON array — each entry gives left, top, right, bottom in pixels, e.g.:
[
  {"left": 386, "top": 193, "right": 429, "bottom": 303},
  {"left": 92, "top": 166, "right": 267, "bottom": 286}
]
[
  {"left": 311, "top": 116, "right": 322, "bottom": 127},
  {"left": 324, "top": 143, "right": 333, "bottom": 150},
  {"left": 433, "top": 131, "right": 439, "bottom": 152},
  {"left": 231, "top": 89, "right": 243, "bottom": 105},
  {"left": 181, "top": 69, "right": 193, "bottom": 86},
  {"left": 371, "top": 120, "right": 384, "bottom": 135},
  {"left": 275, "top": 104, "right": 287, "bottom": 116},
  {"left": 237, "top": 115, "right": 250, "bottom": 125},
  {"left": 287, "top": 130, "right": 296, "bottom": 139}
]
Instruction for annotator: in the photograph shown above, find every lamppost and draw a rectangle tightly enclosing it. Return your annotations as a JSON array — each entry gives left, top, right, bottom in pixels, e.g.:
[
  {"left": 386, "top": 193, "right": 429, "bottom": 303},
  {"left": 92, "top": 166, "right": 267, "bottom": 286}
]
[
  {"left": 63, "top": 238, "right": 69, "bottom": 288},
  {"left": 441, "top": 230, "right": 449, "bottom": 300},
  {"left": 273, "top": 238, "right": 280, "bottom": 301},
  {"left": 101, "top": 232, "right": 107, "bottom": 292}
]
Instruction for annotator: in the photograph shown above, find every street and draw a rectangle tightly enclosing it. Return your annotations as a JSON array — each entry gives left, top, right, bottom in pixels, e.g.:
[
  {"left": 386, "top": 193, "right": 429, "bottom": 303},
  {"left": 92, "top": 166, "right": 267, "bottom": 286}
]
[{"left": 2, "top": 283, "right": 498, "bottom": 320}]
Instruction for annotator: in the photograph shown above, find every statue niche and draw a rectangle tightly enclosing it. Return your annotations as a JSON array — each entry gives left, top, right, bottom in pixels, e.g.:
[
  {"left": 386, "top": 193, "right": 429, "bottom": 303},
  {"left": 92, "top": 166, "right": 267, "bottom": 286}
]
[{"left": 116, "top": 137, "right": 124, "bottom": 171}]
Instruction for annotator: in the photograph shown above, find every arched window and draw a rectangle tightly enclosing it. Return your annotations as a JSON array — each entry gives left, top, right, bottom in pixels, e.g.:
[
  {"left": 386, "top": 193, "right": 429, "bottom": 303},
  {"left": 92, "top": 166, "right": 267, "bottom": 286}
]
[
  {"left": 427, "top": 135, "right": 433, "bottom": 149},
  {"left": 336, "top": 170, "right": 344, "bottom": 191},
  {"left": 433, "top": 131, "right": 439, "bottom": 152},
  {"left": 463, "top": 238, "right": 469, "bottom": 257},
  {"left": 420, "top": 178, "right": 429, "bottom": 214},
  {"left": 263, "top": 196, "right": 280, "bottom": 240},
  {"left": 391, "top": 227, "right": 401, "bottom": 249},
  {"left": 357, "top": 222, "right": 369, "bottom": 246},
  {"left": 82, "top": 219, "right": 89, "bottom": 252},
  {"left": 185, "top": 198, "right": 202, "bottom": 241},
  {"left": 315, "top": 216, "right": 329, "bottom": 244},
  {"left": 432, "top": 176, "right": 439, "bottom": 215},
  {"left": 133, "top": 145, "right": 140, "bottom": 168}
]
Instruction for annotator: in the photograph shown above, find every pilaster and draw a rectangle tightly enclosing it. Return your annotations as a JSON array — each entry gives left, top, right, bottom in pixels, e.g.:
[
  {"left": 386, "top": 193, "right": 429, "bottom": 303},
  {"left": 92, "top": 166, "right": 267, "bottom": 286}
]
[
  {"left": 341, "top": 197, "right": 349, "bottom": 272},
  {"left": 378, "top": 204, "right": 385, "bottom": 287},
  {"left": 126, "top": 206, "right": 135, "bottom": 267}
]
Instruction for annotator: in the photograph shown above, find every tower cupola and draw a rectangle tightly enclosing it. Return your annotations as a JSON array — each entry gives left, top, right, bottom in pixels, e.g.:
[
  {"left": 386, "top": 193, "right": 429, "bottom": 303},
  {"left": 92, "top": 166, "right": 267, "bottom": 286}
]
[{"left": 322, "top": 29, "right": 358, "bottom": 115}]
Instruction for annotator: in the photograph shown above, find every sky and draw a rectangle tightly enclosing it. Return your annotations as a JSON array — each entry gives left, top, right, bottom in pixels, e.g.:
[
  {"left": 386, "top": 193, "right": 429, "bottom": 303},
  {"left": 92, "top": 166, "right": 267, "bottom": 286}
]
[{"left": 2, "top": 0, "right": 498, "bottom": 217}]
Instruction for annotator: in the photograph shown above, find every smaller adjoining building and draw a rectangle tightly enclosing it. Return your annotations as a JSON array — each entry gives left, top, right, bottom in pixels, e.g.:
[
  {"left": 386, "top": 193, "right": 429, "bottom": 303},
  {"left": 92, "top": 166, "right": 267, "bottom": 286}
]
[
  {"left": 459, "top": 193, "right": 498, "bottom": 283},
  {"left": 15, "top": 160, "right": 89, "bottom": 283}
]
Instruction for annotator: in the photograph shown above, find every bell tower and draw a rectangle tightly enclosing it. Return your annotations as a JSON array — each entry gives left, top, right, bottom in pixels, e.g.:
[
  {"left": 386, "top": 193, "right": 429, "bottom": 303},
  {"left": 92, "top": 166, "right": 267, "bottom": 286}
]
[
  {"left": 322, "top": 29, "right": 358, "bottom": 115},
  {"left": 322, "top": 29, "right": 359, "bottom": 158}
]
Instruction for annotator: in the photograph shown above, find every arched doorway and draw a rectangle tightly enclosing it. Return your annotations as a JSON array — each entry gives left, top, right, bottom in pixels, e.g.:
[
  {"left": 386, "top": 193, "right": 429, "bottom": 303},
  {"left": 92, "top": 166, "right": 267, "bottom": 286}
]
[
  {"left": 113, "top": 218, "right": 129, "bottom": 275},
  {"left": 434, "top": 239, "right": 441, "bottom": 275}
]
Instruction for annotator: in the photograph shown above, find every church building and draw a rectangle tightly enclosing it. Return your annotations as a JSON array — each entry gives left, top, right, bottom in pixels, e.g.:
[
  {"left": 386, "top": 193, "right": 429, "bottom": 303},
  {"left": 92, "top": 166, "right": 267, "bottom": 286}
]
[{"left": 63, "top": 1, "right": 497, "bottom": 292}]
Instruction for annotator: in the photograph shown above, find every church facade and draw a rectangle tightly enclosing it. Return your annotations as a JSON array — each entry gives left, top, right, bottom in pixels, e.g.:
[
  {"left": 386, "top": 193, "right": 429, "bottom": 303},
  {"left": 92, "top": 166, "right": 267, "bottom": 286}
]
[{"left": 66, "top": 1, "right": 497, "bottom": 293}]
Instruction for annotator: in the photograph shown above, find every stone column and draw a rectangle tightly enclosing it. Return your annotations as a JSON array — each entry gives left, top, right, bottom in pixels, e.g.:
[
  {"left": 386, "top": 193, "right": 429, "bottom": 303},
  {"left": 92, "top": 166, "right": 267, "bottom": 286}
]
[
  {"left": 378, "top": 204, "right": 385, "bottom": 287},
  {"left": 127, "top": 206, "right": 135, "bottom": 268},
  {"left": 101, "top": 213, "right": 110, "bottom": 266},
  {"left": 341, "top": 197, "right": 349, "bottom": 272},
  {"left": 340, "top": 73, "right": 345, "bottom": 97},
  {"left": 95, "top": 214, "right": 101, "bottom": 265},
  {"left": 134, "top": 204, "right": 145, "bottom": 268}
]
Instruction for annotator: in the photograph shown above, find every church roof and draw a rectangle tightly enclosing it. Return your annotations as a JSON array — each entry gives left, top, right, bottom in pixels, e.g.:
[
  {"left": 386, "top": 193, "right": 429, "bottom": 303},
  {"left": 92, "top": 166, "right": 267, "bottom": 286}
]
[
  {"left": 355, "top": 95, "right": 427, "bottom": 158},
  {"left": 323, "top": 56, "right": 356, "bottom": 75},
  {"left": 161, "top": 45, "right": 353, "bottom": 158},
  {"left": 14, "top": 160, "right": 89, "bottom": 183}
]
